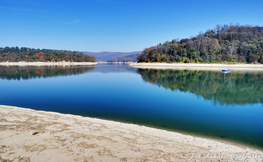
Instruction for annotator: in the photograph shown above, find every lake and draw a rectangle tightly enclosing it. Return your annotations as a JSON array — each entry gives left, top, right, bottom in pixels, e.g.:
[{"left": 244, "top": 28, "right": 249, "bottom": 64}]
[{"left": 0, "top": 63, "right": 262, "bottom": 149}]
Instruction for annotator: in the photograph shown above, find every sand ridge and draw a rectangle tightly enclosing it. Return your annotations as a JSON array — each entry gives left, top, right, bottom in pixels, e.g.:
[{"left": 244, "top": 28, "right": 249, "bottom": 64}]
[{"left": 0, "top": 105, "right": 262, "bottom": 162}]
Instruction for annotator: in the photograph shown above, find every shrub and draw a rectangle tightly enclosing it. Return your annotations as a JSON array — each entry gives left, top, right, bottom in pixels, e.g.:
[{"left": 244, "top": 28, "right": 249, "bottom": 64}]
[{"left": 185, "top": 59, "right": 190, "bottom": 63}]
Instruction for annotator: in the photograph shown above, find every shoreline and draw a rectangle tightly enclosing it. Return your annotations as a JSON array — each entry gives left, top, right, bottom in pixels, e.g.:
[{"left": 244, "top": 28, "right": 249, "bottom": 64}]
[
  {"left": 0, "top": 61, "right": 98, "bottom": 66},
  {"left": 0, "top": 105, "right": 262, "bottom": 161},
  {"left": 129, "top": 63, "right": 263, "bottom": 71}
]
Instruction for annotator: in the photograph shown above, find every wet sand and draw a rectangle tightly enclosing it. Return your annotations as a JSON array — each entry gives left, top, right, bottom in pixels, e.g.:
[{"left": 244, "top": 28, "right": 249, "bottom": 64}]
[
  {"left": 0, "top": 105, "right": 262, "bottom": 162},
  {"left": 129, "top": 63, "right": 263, "bottom": 71},
  {"left": 0, "top": 62, "right": 98, "bottom": 66}
]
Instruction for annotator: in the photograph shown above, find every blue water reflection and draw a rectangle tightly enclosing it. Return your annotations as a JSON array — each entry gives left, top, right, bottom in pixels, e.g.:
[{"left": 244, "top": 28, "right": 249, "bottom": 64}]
[{"left": 0, "top": 63, "right": 262, "bottom": 149}]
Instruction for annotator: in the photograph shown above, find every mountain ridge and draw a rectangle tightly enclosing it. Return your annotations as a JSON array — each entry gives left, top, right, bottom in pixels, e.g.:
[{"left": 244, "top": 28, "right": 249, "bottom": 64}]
[
  {"left": 107, "top": 53, "right": 140, "bottom": 62},
  {"left": 83, "top": 51, "right": 142, "bottom": 61}
]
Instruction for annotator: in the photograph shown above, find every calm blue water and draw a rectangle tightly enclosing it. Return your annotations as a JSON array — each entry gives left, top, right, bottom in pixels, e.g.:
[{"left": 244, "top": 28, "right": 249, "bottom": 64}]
[{"left": 0, "top": 63, "right": 262, "bottom": 149}]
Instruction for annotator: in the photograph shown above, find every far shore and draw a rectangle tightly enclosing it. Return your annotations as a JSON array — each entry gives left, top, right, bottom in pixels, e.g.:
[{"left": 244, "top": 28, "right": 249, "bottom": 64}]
[
  {"left": 0, "top": 61, "right": 98, "bottom": 66},
  {"left": 129, "top": 63, "right": 263, "bottom": 71},
  {"left": 0, "top": 105, "right": 262, "bottom": 162}
]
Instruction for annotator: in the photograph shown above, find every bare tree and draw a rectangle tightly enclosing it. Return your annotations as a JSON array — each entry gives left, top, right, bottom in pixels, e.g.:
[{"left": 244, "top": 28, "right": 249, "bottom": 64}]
[
  {"left": 227, "top": 45, "right": 236, "bottom": 61},
  {"left": 215, "top": 24, "right": 221, "bottom": 33},
  {"left": 223, "top": 24, "right": 229, "bottom": 31}
]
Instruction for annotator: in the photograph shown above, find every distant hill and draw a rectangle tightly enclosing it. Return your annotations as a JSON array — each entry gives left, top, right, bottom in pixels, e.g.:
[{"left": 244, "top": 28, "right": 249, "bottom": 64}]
[
  {"left": 83, "top": 51, "right": 142, "bottom": 61},
  {"left": 107, "top": 53, "right": 140, "bottom": 62}
]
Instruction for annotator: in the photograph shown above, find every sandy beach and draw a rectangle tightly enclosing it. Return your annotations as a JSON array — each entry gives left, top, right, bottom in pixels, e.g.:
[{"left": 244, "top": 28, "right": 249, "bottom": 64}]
[
  {"left": 129, "top": 63, "right": 263, "bottom": 71},
  {"left": 0, "top": 105, "right": 262, "bottom": 162},
  {"left": 0, "top": 62, "right": 98, "bottom": 66}
]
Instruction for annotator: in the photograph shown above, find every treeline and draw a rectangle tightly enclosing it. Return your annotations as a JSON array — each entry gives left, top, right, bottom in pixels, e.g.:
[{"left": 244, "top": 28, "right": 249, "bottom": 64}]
[
  {"left": 0, "top": 47, "right": 97, "bottom": 62},
  {"left": 107, "top": 54, "right": 140, "bottom": 62},
  {"left": 137, "top": 69, "right": 263, "bottom": 105},
  {"left": 0, "top": 66, "right": 96, "bottom": 80},
  {"left": 137, "top": 24, "right": 263, "bottom": 63}
]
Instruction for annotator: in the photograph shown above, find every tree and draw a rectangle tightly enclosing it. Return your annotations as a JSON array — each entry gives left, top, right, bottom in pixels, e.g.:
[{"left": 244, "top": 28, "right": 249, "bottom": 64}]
[
  {"left": 226, "top": 44, "right": 235, "bottom": 61},
  {"left": 173, "top": 43, "right": 178, "bottom": 50}
]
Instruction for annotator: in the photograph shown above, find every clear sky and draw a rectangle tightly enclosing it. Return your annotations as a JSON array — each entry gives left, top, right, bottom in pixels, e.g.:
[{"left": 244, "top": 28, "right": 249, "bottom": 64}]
[{"left": 1, "top": 0, "right": 262, "bottom": 52}]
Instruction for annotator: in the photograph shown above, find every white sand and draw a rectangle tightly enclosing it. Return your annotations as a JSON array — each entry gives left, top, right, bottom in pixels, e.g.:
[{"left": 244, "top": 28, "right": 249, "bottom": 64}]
[
  {"left": 0, "top": 105, "right": 262, "bottom": 162},
  {"left": 0, "top": 61, "right": 98, "bottom": 66},
  {"left": 129, "top": 63, "right": 263, "bottom": 71}
]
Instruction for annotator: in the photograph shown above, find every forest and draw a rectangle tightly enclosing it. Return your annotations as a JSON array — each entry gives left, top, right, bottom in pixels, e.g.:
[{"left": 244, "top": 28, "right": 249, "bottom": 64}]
[
  {"left": 137, "top": 69, "right": 263, "bottom": 105},
  {"left": 137, "top": 24, "right": 263, "bottom": 64},
  {"left": 0, "top": 47, "right": 96, "bottom": 62}
]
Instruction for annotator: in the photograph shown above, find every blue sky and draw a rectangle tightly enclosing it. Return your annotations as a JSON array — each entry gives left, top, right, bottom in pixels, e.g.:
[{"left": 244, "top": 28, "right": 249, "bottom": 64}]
[{"left": 1, "top": 0, "right": 262, "bottom": 52}]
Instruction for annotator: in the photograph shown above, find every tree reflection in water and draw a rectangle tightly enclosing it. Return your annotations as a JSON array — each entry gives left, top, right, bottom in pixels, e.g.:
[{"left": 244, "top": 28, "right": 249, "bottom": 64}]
[
  {"left": 137, "top": 69, "right": 263, "bottom": 106},
  {"left": 0, "top": 66, "right": 96, "bottom": 80}
]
